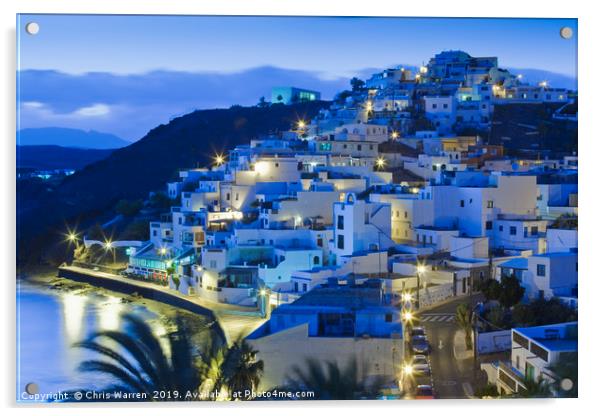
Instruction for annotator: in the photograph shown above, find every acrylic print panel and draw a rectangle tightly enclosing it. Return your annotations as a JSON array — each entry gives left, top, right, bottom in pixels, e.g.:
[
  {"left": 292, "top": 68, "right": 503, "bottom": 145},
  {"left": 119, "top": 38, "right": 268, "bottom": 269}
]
[{"left": 16, "top": 14, "right": 578, "bottom": 402}]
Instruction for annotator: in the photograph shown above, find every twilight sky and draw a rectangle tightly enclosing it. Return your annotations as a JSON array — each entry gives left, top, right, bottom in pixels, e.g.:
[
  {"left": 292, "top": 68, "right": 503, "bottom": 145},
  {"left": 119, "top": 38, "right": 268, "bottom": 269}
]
[{"left": 17, "top": 15, "right": 578, "bottom": 141}]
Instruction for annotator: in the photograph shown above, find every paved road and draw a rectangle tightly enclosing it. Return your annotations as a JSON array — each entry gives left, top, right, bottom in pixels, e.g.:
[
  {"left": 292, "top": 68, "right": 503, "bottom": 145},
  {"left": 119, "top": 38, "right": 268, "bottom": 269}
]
[{"left": 416, "top": 296, "right": 483, "bottom": 399}]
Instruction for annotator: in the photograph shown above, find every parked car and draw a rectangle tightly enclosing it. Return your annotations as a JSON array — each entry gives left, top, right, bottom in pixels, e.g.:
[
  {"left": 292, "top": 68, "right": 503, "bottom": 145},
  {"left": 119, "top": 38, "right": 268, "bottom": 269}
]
[
  {"left": 415, "top": 384, "right": 435, "bottom": 399},
  {"left": 411, "top": 335, "right": 430, "bottom": 354},
  {"left": 411, "top": 354, "right": 430, "bottom": 375},
  {"left": 410, "top": 326, "right": 426, "bottom": 337}
]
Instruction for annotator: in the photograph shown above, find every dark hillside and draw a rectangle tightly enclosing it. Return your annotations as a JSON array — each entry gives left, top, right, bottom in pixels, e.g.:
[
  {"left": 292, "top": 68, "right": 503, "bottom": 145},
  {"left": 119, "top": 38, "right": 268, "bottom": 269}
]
[
  {"left": 17, "top": 145, "right": 115, "bottom": 170},
  {"left": 17, "top": 101, "right": 330, "bottom": 265},
  {"left": 489, "top": 103, "right": 577, "bottom": 156}
]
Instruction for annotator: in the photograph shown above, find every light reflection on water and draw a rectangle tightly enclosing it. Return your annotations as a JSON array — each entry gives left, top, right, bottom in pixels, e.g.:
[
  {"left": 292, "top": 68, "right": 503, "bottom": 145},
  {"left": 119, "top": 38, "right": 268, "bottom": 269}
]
[{"left": 17, "top": 278, "right": 213, "bottom": 401}]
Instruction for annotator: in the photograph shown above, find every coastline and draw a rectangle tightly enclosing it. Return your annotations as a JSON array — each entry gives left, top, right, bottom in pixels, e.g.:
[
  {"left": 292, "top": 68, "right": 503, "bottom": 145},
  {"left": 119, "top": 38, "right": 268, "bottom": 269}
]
[{"left": 56, "top": 265, "right": 266, "bottom": 344}]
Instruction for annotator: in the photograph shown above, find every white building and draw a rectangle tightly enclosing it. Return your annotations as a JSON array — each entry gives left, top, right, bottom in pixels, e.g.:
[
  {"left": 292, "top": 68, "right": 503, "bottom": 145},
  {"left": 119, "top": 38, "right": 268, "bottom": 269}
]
[
  {"left": 482, "top": 322, "right": 577, "bottom": 396},
  {"left": 331, "top": 193, "right": 393, "bottom": 264}
]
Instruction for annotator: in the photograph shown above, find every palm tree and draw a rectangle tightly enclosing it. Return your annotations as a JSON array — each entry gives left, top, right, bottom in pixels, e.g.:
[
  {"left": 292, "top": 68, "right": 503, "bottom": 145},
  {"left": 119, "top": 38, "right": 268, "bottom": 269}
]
[
  {"left": 455, "top": 303, "right": 473, "bottom": 350},
  {"left": 285, "top": 358, "right": 386, "bottom": 400},
  {"left": 73, "top": 313, "right": 216, "bottom": 401},
  {"left": 221, "top": 340, "right": 264, "bottom": 400}
]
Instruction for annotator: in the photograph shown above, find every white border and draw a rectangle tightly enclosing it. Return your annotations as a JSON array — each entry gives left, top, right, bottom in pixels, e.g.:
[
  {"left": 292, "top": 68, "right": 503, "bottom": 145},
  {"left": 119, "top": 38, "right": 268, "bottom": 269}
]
[{"left": 2, "top": 1, "right": 600, "bottom": 415}]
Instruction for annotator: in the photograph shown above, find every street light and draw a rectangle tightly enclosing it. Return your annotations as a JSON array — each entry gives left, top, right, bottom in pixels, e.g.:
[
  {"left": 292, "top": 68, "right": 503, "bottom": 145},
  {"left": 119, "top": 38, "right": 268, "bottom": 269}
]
[
  {"left": 390, "top": 131, "right": 399, "bottom": 140},
  {"left": 297, "top": 120, "right": 306, "bottom": 130},
  {"left": 402, "top": 311, "right": 413, "bottom": 322},
  {"left": 402, "top": 293, "right": 413, "bottom": 303},
  {"left": 159, "top": 247, "right": 167, "bottom": 256},
  {"left": 214, "top": 153, "right": 225, "bottom": 166},
  {"left": 416, "top": 264, "right": 426, "bottom": 309},
  {"left": 376, "top": 157, "right": 386, "bottom": 170}
]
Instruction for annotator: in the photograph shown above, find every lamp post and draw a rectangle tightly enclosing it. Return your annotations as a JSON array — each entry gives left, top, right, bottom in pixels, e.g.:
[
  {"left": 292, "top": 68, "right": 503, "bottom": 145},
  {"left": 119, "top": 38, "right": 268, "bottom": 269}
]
[{"left": 416, "top": 264, "right": 426, "bottom": 310}]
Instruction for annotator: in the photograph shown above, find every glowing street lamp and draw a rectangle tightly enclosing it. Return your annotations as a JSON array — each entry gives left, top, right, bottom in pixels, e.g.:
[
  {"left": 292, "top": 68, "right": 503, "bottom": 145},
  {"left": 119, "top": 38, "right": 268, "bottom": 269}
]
[
  {"left": 159, "top": 247, "right": 167, "bottom": 256},
  {"left": 297, "top": 120, "right": 307, "bottom": 130},
  {"left": 104, "top": 240, "right": 113, "bottom": 250},
  {"left": 66, "top": 231, "right": 79, "bottom": 245},
  {"left": 390, "top": 131, "right": 399, "bottom": 140},
  {"left": 214, "top": 153, "right": 225, "bottom": 166},
  {"left": 402, "top": 311, "right": 414, "bottom": 322},
  {"left": 375, "top": 157, "right": 386, "bottom": 170},
  {"left": 539, "top": 81, "right": 548, "bottom": 88},
  {"left": 403, "top": 364, "right": 413, "bottom": 376},
  {"left": 402, "top": 293, "right": 413, "bottom": 303}
]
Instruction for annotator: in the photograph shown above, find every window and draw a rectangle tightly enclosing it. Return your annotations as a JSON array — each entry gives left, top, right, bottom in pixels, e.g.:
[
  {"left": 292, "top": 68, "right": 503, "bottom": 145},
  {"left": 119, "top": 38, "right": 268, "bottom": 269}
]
[
  {"left": 303, "top": 283, "right": 308, "bottom": 292},
  {"left": 337, "top": 215, "right": 344, "bottom": 230},
  {"left": 313, "top": 256, "right": 320, "bottom": 265},
  {"left": 357, "top": 145, "right": 362, "bottom": 151},
  {"left": 235, "top": 193, "right": 239, "bottom": 201},
  {"left": 499, "top": 225, "right": 504, "bottom": 232},
  {"left": 510, "top": 226, "right": 517, "bottom": 236},
  {"left": 486, "top": 221, "right": 492, "bottom": 230},
  {"left": 209, "top": 260, "right": 217, "bottom": 269},
  {"left": 317, "top": 238, "right": 323, "bottom": 247},
  {"left": 443, "top": 103, "right": 448, "bottom": 109},
  {"left": 294, "top": 282, "right": 299, "bottom": 292},
  {"left": 404, "top": 211, "right": 408, "bottom": 219},
  {"left": 385, "top": 314, "right": 393, "bottom": 322},
  {"left": 537, "top": 264, "right": 546, "bottom": 276},
  {"left": 487, "top": 200, "right": 494, "bottom": 208},
  {"left": 337, "top": 235, "right": 345, "bottom": 250},
  {"left": 432, "top": 104, "right": 437, "bottom": 109},
  {"left": 226, "top": 193, "right": 230, "bottom": 201},
  {"left": 531, "top": 226, "right": 538, "bottom": 236},
  {"left": 460, "top": 200, "right": 465, "bottom": 207}
]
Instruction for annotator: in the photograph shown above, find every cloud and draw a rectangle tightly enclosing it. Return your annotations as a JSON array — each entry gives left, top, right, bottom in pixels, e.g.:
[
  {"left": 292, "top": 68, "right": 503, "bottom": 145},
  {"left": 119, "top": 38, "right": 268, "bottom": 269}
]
[
  {"left": 18, "top": 67, "right": 354, "bottom": 140},
  {"left": 73, "top": 103, "right": 111, "bottom": 117},
  {"left": 17, "top": 66, "right": 577, "bottom": 141},
  {"left": 22, "top": 101, "right": 45, "bottom": 109}
]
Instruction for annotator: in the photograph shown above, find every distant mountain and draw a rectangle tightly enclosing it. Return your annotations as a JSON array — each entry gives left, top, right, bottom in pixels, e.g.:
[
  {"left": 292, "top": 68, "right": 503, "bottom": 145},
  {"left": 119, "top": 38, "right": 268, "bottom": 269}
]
[
  {"left": 18, "top": 127, "right": 131, "bottom": 149},
  {"left": 17, "top": 101, "right": 330, "bottom": 266},
  {"left": 17, "top": 145, "right": 115, "bottom": 170}
]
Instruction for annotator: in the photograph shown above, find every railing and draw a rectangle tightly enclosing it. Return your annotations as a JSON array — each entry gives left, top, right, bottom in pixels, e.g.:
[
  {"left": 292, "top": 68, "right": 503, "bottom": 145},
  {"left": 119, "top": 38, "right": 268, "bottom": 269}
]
[{"left": 71, "top": 261, "right": 127, "bottom": 274}]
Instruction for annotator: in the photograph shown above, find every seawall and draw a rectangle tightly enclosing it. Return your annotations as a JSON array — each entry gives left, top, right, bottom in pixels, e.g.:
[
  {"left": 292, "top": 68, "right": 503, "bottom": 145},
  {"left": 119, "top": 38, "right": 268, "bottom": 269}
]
[{"left": 58, "top": 266, "right": 216, "bottom": 317}]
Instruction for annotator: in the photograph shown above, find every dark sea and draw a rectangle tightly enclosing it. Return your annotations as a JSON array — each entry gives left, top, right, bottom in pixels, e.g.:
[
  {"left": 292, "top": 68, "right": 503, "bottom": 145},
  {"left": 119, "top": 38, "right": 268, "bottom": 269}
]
[{"left": 16, "top": 277, "right": 216, "bottom": 402}]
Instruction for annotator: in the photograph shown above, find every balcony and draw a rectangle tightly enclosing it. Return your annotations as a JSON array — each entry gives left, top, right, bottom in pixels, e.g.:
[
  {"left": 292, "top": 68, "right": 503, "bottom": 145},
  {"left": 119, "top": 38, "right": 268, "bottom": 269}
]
[{"left": 498, "top": 361, "right": 526, "bottom": 393}]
